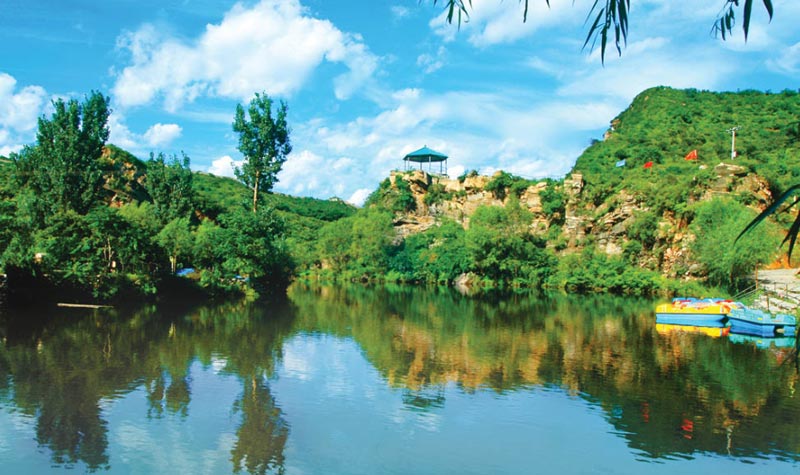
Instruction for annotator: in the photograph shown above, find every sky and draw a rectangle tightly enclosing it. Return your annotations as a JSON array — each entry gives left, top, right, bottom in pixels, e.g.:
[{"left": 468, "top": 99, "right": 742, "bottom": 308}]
[{"left": 1, "top": 0, "right": 799, "bottom": 206}]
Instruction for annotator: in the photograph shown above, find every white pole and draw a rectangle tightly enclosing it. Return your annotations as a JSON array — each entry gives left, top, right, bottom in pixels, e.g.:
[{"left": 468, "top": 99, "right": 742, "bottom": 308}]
[{"left": 727, "top": 126, "right": 739, "bottom": 160}]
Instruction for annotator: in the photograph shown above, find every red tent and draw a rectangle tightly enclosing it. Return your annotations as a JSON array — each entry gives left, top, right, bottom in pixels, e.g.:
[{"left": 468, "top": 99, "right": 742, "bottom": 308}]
[{"left": 684, "top": 149, "right": 698, "bottom": 160}]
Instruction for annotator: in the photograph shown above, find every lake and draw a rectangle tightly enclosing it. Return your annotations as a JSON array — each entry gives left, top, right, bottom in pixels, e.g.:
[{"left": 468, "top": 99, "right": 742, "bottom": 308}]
[{"left": 1, "top": 284, "right": 798, "bottom": 474}]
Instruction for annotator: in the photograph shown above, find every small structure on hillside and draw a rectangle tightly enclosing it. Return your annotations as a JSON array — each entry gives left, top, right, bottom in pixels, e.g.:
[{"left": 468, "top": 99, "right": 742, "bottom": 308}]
[{"left": 403, "top": 146, "right": 448, "bottom": 175}]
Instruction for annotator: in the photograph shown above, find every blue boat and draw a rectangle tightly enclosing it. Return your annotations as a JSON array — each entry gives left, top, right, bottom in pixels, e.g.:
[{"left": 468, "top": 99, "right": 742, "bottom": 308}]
[
  {"left": 727, "top": 307, "right": 797, "bottom": 338},
  {"left": 728, "top": 333, "right": 797, "bottom": 349}
]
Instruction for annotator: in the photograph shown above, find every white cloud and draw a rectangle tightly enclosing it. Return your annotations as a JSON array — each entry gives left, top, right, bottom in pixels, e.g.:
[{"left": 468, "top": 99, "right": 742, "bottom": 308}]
[
  {"left": 112, "top": 0, "right": 378, "bottom": 111},
  {"left": 143, "top": 123, "right": 182, "bottom": 147},
  {"left": 390, "top": 6, "right": 411, "bottom": 20},
  {"left": 108, "top": 112, "right": 183, "bottom": 155},
  {"left": 107, "top": 112, "right": 140, "bottom": 151},
  {"left": 560, "top": 39, "right": 733, "bottom": 102},
  {"left": 0, "top": 73, "right": 47, "bottom": 132},
  {"left": 278, "top": 149, "right": 328, "bottom": 195},
  {"left": 207, "top": 155, "right": 244, "bottom": 178},
  {"left": 347, "top": 188, "right": 372, "bottom": 207},
  {"left": 0, "top": 73, "right": 48, "bottom": 154},
  {"left": 430, "top": 0, "right": 586, "bottom": 47},
  {"left": 416, "top": 46, "right": 446, "bottom": 74},
  {"left": 768, "top": 41, "right": 800, "bottom": 74}
]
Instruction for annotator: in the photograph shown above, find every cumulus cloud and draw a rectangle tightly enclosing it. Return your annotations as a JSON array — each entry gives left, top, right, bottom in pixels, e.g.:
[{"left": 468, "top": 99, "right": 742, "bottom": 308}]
[
  {"left": 108, "top": 112, "right": 182, "bottom": 154},
  {"left": 347, "top": 188, "right": 372, "bottom": 207},
  {"left": 278, "top": 149, "right": 331, "bottom": 195},
  {"left": 207, "top": 155, "right": 244, "bottom": 178},
  {"left": 0, "top": 72, "right": 48, "bottom": 155},
  {"left": 112, "top": 0, "right": 378, "bottom": 111},
  {"left": 143, "top": 123, "right": 182, "bottom": 147}
]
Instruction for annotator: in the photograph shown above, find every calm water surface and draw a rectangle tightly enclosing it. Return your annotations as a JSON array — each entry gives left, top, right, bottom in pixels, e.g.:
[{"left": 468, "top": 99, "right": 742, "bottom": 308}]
[{"left": 1, "top": 284, "right": 798, "bottom": 474}]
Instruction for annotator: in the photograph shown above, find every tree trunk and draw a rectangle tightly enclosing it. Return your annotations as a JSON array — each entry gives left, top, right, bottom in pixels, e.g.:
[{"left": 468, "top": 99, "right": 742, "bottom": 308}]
[{"left": 252, "top": 170, "right": 260, "bottom": 213}]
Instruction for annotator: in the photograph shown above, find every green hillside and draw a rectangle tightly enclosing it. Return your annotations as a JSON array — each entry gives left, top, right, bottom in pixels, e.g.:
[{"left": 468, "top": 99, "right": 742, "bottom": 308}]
[
  {"left": 307, "top": 86, "right": 799, "bottom": 295},
  {"left": 191, "top": 171, "right": 355, "bottom": 267},
  {"left": 574, "top": 87, "right": 800, "bottom": 213}
]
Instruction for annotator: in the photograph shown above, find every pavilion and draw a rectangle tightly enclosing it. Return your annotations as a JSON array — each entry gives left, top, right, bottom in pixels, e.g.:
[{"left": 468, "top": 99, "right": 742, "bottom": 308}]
[{"left": 403, "top": 146, "right": 448, "bottom": 175}]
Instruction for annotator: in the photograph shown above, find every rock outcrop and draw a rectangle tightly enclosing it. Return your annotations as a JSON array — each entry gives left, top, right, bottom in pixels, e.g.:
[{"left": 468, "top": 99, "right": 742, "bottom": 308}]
[{"left": 384, "top": 161, "right": 775, "bottom": 280}]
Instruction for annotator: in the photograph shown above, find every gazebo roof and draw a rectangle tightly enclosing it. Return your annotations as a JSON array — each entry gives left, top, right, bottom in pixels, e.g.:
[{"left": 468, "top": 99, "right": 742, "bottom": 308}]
[{"left": 403, "top": 146, "right": 448, "bottom": 163}]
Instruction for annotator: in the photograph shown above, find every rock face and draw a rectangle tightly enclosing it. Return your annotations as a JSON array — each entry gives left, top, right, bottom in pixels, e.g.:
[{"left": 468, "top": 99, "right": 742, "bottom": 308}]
[{"left": 384, "top": 164, "right": 774, "bottom": 280}]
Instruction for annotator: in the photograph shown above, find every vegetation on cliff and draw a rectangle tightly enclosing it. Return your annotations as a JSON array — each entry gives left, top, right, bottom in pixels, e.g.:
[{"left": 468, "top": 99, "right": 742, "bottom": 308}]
[{"left": 308, "top": 87, "right": 797, "bottom": 296}]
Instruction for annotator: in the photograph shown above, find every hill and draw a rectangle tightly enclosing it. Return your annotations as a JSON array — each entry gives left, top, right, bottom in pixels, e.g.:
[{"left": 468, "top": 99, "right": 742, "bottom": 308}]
[{"left": 309, "top": 87, "right": 800, "bottom": 294}]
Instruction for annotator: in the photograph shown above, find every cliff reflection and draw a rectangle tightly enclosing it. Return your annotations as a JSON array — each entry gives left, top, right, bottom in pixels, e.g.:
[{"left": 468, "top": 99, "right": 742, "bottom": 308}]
[
  {"left": 0, "top": 284, "right": 798, "bottom": 470},
  {"left": 287, "top": 283, "right": 800, "bottom": 461}
]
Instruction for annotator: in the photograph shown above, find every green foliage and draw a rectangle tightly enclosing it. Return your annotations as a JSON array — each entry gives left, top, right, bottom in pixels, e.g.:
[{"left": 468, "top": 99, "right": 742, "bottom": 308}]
[
  {"left": 233, "top": 93, "right": 291, "bottom": 211},
  {"left": 539, "top": 179, "right": 566, "bottom": 223},
  {"left": 573, "top": 87, "right": 800, "bottom": 214},
  {"left": 484, "top": 172, "right": 538, "bottom": 201},
  {"left": 484, "top": 171, "right": 513, "bottom": 200},
  {"left": 423, "top": 182, "right": 452, "bottom": 206},
  {"left": 100, "top": 144, "right": 149, "bottom": 204},
  {"left": 156, "top": 217, "right": 194, "bottom": 274},
  {"left": 465, "top": 199, "right": 556, "bottom": 285},
  {"left": 217, "top": 206, "right": 293, "bottom": 284},
  {"left": 316, "top": 209, "right": 395, "bottom": 279},
  {"left": 690, "top": 197, "right": 781, "bottom": 287},
  {"left": 626, "top": 210, "right": 659, "bottom": 248},
  {"left": 0, "top": 89, "right": 323, "bottom": 300},
  {"left": 365, "top": 176, "right": 416, "bottom": 213},
  {"left": 389, "top": 219, "right": 471, "bottom": 283},
  {"left": 144, "top": 152, "right": 195, "bottom": 225},
  {"left": 11, "top": 91, "right": 110, "bottom": 220},
  {"left": 546, "top": 247, "right": 664, "bottom": 296}
]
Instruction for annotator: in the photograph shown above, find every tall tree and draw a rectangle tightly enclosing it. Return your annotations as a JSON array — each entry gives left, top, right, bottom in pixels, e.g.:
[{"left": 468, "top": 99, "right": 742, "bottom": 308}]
[
  {"left": 12, "top": 91, "right": 110, "bottom": 219},
  {"left": 232, "top": 93, "right": 291, "bottom": 212},
  {"left": 144, "top": 151, "right": 195, "bottom": 225}
]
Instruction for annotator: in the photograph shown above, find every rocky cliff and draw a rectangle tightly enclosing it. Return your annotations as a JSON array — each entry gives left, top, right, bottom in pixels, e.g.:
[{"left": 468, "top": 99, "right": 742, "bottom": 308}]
[{"left": 387, "top": 161, "right": 774, "bottom": 280}]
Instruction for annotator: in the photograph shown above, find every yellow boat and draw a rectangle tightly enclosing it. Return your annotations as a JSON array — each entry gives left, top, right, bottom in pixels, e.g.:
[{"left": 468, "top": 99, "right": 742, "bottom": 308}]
[
  {"left": 656, "top": 323, "right": 731, "bottom": 338},
  {"left": 655, "top": 298, "right": 740, "bottom": 326}
]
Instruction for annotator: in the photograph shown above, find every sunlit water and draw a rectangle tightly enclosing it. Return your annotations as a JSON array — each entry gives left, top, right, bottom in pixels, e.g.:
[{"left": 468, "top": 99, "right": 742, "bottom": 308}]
[{"left": 1, "top": 284, "right": 798, "bottom": 474}]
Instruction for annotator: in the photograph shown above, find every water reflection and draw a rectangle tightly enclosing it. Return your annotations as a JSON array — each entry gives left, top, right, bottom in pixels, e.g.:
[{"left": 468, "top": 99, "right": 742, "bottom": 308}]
[
  {"left": 0, "top": 299, "right": 295, "bottom": 473},
  {"left": 288, "top": 284, "right": 800, "bottom": 463},
  {"left": 0, "top": 284, "right": 798, "bottom": 473}
]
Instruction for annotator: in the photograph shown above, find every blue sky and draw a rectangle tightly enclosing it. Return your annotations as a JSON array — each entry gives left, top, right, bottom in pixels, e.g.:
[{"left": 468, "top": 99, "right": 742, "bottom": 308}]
[{"left": 2, "top": 1, "right": 799, "bottom": 205}]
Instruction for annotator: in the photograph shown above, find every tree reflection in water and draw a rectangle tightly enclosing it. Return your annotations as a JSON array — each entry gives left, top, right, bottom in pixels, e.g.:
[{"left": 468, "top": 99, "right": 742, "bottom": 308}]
[
  {"left": 0, "top": 285, "right": 799, "bottom": 471},
  {"left": 231, "top": 376, "right": 289, "bottom": 475},
  {"left": 0, "top": 298, "right": 295, "bottom": 473}
]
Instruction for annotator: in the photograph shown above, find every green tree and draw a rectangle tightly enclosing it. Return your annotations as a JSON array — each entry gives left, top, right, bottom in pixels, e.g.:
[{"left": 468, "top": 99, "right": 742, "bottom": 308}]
[
  {"left": 233, "top": 93, "right": 292, "bottom": 212},
  {"left": 156, "top": 217, "right": 194, "bottom": 274},
  {"left": 431, "top": 0, "right": 773, "bottom": 62},
  {"left": 218, "top": 207, "right": 293, "bottom": 285},
  {"left": 10, "top": 91, "right": 110, "bottom": 220},
  {"left": 144, "top": 152, "right": 195, "bottom": 225},
  {"left": 465, "top": 198, "right": 555, "bottom": 285},
  {"left": 692, "top": 198, "right": 780, "bottom": 287}
]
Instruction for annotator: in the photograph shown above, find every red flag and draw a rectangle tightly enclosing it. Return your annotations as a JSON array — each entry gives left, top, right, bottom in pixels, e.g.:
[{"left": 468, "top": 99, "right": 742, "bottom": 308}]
[
  {"left": 684, "top": 149, "right": 698, "bottom": 160},
  {"left": 643, "top": 161, "right": 653, "bottom": 169}
]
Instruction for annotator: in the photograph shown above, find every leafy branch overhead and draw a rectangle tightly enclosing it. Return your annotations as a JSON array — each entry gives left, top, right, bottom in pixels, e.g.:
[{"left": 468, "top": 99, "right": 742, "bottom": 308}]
[
  {"left": 736, "top": 185, "right": 800, "bottom": 262},
  {"left": 432, "top": 0, "right": 774, "bottom": 62}
]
